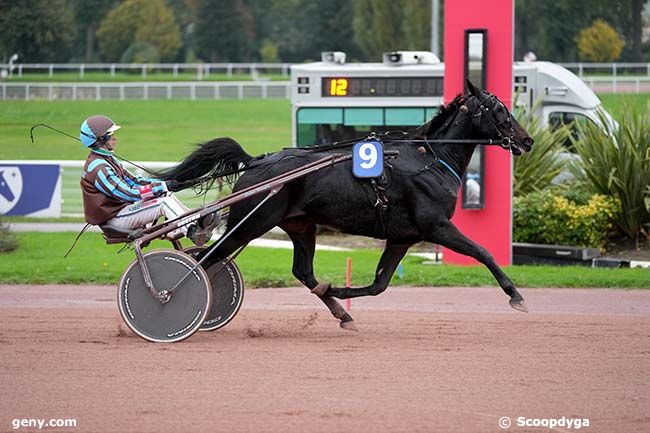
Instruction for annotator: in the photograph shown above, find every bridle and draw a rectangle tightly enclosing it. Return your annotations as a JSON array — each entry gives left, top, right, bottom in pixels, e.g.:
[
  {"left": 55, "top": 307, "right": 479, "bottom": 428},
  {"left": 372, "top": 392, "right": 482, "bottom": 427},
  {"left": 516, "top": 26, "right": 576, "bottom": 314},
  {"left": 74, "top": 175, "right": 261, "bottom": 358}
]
[{"left": 472, "top": 93, "right": 518, "bottom": 151}]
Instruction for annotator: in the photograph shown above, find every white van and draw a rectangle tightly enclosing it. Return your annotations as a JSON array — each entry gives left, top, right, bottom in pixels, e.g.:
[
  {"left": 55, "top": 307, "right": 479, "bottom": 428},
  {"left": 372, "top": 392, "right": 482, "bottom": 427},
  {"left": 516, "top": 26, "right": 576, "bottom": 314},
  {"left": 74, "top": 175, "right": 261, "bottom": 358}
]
[
  {"left": 513, "top": 61, "right": 616, "bottom": 132},
  {"left": 290, "top": 52, "right": 615, "bottom": 147}
]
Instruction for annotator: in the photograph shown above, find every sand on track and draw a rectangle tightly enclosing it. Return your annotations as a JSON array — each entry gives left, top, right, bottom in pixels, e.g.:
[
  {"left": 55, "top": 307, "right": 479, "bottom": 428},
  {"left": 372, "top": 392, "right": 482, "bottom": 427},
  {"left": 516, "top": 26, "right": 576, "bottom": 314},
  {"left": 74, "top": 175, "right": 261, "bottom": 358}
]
[{"left": 1, "top": 284, "right": 649, "bottom": 433}]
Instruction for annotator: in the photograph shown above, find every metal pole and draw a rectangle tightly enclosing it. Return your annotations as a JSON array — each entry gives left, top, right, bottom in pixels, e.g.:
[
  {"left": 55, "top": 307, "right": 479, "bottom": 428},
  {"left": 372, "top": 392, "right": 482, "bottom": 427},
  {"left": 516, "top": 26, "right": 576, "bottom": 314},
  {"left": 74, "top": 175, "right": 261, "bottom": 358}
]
[{"left": 431, "top": 0, "right": 440, "bottom": 56}]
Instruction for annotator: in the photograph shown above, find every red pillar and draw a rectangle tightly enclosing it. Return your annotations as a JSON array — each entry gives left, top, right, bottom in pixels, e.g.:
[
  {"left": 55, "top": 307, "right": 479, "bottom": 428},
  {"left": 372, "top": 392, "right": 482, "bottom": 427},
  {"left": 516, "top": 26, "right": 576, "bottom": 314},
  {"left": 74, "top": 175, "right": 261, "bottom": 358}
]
[{"left": 443, "top": 0, "right": 514, "bottom": 265}]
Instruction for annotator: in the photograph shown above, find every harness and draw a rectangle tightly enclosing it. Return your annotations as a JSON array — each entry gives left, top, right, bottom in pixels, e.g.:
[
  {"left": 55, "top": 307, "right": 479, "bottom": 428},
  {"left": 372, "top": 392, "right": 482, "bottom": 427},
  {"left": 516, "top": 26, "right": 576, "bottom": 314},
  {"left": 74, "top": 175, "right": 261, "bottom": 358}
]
[
  {"left": 295, "top": 95, "right": 518, "bottom": 238},
  {"left": 370, "top": 169, "right": 391, "bottom": 238}
]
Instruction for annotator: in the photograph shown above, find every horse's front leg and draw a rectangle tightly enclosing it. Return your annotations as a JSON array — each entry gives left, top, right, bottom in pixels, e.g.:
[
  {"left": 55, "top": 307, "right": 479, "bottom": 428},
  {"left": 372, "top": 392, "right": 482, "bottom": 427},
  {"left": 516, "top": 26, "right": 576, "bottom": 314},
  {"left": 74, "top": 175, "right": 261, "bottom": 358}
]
[
  {"left": 319, "top": 240, "right": 412, "bottom": 299},
  {"left": 428, "top": 220, "right": 528, "bottom": 312}
]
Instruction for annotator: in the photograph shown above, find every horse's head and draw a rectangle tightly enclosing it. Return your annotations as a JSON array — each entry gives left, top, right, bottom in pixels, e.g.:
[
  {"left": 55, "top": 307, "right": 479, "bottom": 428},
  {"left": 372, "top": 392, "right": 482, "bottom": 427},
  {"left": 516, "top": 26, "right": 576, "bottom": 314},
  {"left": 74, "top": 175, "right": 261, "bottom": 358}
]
[
  {"left": 0, "top": 171, "right": 16, "bottom": 202},
  {"left": 462, "top": 80, "right": 534, "bottom": 155}
]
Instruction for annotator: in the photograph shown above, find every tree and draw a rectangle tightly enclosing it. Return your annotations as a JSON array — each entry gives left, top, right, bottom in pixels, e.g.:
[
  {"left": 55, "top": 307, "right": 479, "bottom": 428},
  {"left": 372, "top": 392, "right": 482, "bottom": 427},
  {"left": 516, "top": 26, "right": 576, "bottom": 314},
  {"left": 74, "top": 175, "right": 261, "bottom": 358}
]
[
  {"left": 402, "top": 0, "right": 431, "bottom": 52},
  {"left": 193, "top": 0, "right": 256, "bottom": 62},
  {"left": 0, "top": 0, "right": 75, "bottom": 62},
  {"left": 165, "top": 0, "right": 201, "bottom": 61},
  {"left": 70, "top": 0, "right": 117, "bottom": 62},
  {"left": 96, "top": 0, "right": 182, "bottom": 62},
  {"left": 515, "top": 0, "right": 635, "bottom": 62},
  {"left": 631, "top": 0, "right": 643, "bottom": 62},
  {"left": 577, "top": 19, "right": 624, "bottom": 62},
  {"left": 353, "top": 0, "right": 404, "bottom": 60},
  {"left": 259, "top": 40, "right": 279, "bottom": 62},
  {"left": 239, "top": 0, "right": 364, "bottom": 62},
  {"left": 307, "top": 0, "right": 363, "bottom": 61}
]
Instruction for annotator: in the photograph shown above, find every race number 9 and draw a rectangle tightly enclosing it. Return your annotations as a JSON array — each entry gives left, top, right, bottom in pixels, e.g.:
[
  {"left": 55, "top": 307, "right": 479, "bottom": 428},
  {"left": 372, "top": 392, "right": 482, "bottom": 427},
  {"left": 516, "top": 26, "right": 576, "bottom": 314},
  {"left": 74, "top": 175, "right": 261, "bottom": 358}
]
[{"left": 353, "top": 140, "right": 383, "bottom": 178}]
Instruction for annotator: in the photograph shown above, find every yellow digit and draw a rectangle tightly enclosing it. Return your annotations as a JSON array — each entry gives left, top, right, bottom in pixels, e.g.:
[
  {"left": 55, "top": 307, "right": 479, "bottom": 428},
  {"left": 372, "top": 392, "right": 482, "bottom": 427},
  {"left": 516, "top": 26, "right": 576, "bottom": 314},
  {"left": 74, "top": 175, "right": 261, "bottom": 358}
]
[
  {"left": 336, "top": 78, "right": 348, "bottom": 96},
  {"left": 330, "top": 79, "right": 337, "bottom": 96}
]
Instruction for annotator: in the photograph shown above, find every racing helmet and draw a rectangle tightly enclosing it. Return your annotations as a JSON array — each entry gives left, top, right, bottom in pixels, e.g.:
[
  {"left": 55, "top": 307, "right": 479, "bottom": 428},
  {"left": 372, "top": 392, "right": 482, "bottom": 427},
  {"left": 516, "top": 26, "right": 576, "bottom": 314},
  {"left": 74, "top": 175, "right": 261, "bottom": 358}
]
[{"left": 80, "top": 115, "right": 121, "bottom": 147}]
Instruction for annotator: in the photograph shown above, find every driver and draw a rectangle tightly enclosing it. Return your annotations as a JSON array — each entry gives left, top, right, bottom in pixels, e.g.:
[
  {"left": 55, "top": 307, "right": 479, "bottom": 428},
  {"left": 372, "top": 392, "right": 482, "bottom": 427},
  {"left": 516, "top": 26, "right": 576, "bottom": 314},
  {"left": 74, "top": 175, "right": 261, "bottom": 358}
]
[{"left": 79, "top": 115, "right": 214, "bottom": 245}]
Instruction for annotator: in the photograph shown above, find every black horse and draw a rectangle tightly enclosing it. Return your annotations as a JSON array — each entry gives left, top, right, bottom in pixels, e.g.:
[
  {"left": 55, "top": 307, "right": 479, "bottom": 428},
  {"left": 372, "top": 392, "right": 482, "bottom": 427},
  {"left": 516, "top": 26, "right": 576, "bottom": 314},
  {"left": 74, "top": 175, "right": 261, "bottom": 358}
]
[{"left": 162, "top": 82, "right": 534, "bottom": 330}]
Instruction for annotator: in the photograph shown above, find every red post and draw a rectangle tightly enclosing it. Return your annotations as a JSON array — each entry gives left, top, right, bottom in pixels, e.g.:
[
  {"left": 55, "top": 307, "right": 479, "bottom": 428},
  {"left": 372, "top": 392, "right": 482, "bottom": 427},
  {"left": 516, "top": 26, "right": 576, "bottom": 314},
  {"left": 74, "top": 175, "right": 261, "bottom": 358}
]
[{"left": 443, "top": 0, "right": 514, "bottom": 266}]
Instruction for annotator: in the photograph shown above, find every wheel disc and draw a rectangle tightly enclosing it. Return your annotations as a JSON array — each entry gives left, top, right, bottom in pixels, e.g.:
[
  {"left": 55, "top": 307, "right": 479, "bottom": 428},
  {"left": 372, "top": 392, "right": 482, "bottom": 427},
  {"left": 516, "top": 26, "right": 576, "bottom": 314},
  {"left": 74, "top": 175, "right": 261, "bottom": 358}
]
[
  {"left": 184, "top": 247, "right": 245, "bottom": 331},
  {"left": 118, "top": 250, "right": 211, "bottom": 343}
]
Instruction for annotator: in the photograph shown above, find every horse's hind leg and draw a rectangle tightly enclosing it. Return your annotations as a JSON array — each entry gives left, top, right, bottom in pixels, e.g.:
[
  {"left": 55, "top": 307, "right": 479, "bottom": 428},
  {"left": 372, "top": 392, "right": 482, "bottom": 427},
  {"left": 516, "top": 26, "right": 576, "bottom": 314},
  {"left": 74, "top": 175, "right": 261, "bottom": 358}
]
[
  {"left": 321, "top": 240, "right": 412, "bottom": 299},
  {"left": 280, "top": 220, "right": 357, "bottom": 331},
  {"left": 428, "top": 219, "right": 528, "bottom": 312}
]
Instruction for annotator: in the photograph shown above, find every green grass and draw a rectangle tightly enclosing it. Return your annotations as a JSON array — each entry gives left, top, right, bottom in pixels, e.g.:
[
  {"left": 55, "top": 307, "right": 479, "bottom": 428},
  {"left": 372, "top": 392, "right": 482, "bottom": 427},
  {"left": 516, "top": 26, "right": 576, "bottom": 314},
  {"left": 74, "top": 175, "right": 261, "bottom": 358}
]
[
  {"left": 0, "top": 99, "right": 291, "bottom": 160},
  {"left": 597, "top": 94, "right": 650, "bottom": 119},
  {"left": 6, "top": 71, "right": 288, "bottom": 82},
  {"left": 0, "top": 232, "right": 647, "bottom": 288}
]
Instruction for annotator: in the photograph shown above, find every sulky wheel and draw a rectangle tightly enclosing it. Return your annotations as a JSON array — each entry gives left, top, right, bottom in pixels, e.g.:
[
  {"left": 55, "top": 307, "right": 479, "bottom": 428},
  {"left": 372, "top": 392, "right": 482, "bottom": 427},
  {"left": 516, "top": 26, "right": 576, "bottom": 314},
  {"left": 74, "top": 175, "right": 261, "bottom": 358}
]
[
  {"left": 184, "top": 246, "right": 245, "bottom": 331},
  {"left": 118, "top": 250, "right": 212, "bottom": 343}
]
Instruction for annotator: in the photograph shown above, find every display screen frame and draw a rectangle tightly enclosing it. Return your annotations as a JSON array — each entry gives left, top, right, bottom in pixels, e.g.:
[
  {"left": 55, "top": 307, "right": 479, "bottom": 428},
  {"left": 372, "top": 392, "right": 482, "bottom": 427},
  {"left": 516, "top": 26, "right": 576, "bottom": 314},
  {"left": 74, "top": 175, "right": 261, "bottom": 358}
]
[
  {"left": 464, "top": 29, "right": 488, "bottom": 92},
  {"left": 321, "top": 76, "right": 443, "bottom": 98},
  {"left": 462, "top": 29, "right": 488, "bottom": 210}
]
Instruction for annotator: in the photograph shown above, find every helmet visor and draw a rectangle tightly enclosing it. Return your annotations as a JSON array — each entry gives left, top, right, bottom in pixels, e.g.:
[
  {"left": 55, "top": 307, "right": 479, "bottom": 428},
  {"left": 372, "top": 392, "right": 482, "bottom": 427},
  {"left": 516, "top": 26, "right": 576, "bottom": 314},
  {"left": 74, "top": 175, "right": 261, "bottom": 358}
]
[{"left": 106, "top": 124, "right": 121, "bottom": 136}]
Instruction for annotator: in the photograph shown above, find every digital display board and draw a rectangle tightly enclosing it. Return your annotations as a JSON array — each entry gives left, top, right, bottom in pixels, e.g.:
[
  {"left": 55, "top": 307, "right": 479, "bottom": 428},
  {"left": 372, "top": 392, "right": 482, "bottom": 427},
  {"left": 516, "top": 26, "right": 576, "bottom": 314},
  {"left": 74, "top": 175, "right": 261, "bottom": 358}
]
[{"left": 322, "top": 77, "right": 443, "bottom": 97}]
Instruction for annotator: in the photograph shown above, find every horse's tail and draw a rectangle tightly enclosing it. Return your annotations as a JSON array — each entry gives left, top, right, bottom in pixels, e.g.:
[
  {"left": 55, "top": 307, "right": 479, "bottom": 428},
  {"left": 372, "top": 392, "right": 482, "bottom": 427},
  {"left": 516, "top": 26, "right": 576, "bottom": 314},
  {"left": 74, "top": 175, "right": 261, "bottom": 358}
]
[{"left": 157, "top": 137, "right": 254, "bottom": 183}]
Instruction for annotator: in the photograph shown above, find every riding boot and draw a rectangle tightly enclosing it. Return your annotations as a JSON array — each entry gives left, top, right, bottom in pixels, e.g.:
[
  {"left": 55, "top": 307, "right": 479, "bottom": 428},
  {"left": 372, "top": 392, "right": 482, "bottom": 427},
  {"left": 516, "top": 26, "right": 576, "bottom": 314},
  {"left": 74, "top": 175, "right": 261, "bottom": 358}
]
[{"left": 187, "top": 212, "right": 219, "bottom": 246}]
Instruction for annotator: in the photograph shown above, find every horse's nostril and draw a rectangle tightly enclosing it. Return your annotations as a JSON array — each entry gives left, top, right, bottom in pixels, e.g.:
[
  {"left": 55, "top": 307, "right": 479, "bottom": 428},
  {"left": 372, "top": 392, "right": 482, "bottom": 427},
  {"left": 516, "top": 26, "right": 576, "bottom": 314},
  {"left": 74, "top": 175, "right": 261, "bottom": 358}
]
[{"left": 523, "top": 137, "right": 534, "bottom": 147}]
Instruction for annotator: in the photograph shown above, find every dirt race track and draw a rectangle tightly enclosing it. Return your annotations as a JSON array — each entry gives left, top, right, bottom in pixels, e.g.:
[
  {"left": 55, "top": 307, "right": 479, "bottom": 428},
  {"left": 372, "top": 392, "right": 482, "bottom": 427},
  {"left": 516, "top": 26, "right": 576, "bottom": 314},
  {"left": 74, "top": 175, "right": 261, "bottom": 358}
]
[{"left": 1, "top": 284, "right": 649, "bottom": 433}]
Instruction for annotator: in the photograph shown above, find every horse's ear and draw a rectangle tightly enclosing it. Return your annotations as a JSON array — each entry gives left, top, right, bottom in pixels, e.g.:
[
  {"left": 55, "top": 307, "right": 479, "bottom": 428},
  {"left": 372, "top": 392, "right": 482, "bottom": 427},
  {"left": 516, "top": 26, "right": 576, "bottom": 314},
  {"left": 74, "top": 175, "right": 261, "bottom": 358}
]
[{"left": 465, "top": 79, "right": 479, "bottom": 96}]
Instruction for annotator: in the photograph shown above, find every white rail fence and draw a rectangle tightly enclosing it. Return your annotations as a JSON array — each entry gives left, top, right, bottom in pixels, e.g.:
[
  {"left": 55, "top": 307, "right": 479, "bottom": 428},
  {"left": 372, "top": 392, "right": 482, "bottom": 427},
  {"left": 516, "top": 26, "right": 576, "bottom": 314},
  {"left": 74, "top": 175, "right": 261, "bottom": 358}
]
[
  {"left": 559, "top": 62, "right": 650, "bottom": 78},
  {"left": 0, "top": 82, "right": 291, "bottom": 101},
  {"left": 2, "top": 77, "right": 648, "bottom": 101},
  {"left": 2, "top": 61, "right": 650, "bottom": 79},
  {"left": 0, "top": 62, "right": 292, "bottom": 79}
]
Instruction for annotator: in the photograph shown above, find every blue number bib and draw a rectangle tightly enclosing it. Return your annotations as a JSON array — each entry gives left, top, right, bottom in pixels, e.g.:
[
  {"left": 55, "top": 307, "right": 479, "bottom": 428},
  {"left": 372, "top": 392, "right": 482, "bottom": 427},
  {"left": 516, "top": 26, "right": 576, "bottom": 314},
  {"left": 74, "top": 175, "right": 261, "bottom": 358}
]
[{"left": 352, "top": 140, "right": 383, "bottom": 178}]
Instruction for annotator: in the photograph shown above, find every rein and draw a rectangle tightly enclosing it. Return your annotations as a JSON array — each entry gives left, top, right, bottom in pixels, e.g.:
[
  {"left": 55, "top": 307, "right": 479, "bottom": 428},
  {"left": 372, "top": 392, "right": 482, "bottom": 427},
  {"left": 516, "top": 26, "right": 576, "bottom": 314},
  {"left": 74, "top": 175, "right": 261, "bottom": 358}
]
[{"left": 294, "top": 131, "right": 513, "bottom": 152}]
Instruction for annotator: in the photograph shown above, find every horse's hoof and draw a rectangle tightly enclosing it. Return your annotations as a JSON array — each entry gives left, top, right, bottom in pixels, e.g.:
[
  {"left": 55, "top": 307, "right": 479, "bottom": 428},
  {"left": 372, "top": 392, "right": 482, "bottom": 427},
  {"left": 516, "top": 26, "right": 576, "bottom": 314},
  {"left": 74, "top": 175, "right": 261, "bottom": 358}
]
[
  {"left": 311, "top": 282, "right": 330, "bottom": 297},
  {"left": 340, "top": 320, "right": 359, "bottom": 332},
  {"left": 509, "top": 298, "right": 529, "bottom": 313}
]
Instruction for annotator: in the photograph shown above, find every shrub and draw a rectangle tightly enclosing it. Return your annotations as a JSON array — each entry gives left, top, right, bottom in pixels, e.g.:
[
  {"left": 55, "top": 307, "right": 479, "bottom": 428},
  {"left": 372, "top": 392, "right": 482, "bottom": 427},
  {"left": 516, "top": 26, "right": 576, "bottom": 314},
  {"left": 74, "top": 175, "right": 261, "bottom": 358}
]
[
  {"left": 576, "top": 19, "right": 624, "bottom": 62},
  {"left": 570, "top": 103, "right": 650, "bottom": 245},
  {"left": 259, "top": 39, "right": 280, "bottom": 63},
  {"left": 513, "top": 190, "right": 620, "bottom": 249},
  {"left": 513, "top": 100, "right": 571, "bottom": 196},
  {"left": 96, "top": 0, "right": 181, "bottom": 62},
  {"left": 120, "top": 42, "right": 160, "bottom": 64},
  {"left": 0, "top": 218, "right": 19, "bottom": 254}
]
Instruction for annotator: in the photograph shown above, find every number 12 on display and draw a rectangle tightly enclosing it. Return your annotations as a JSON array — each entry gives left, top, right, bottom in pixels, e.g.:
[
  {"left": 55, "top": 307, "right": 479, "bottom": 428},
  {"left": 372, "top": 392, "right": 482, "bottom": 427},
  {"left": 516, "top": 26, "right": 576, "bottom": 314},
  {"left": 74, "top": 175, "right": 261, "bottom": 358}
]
[{"left": 352, "top": 140, "right": 383, "bottom": 178}]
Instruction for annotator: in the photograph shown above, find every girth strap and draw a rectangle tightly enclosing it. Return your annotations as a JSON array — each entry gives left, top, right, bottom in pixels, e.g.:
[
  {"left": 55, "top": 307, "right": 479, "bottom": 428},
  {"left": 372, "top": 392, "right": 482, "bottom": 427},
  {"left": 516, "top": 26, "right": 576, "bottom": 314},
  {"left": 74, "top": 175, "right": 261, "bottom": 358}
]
[{"left": 371, "top": 172, "right": 390, "bottom": 239}]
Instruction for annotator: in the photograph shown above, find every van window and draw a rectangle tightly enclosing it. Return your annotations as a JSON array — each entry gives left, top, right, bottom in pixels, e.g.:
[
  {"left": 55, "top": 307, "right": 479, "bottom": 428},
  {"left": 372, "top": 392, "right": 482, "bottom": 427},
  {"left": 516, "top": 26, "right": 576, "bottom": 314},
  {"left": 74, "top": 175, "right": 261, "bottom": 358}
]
[
  {"left": 296, "top": 107, "right": 439, "bottom": 147},
  {"left": 548, "top": 111, "right": 594, "bottom": 150}
]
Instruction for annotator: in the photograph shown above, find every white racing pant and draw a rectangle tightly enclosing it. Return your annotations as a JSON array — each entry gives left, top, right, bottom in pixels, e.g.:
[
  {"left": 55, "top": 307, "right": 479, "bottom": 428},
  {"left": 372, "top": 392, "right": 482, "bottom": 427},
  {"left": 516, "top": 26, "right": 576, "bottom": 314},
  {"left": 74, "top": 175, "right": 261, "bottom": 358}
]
[{"left": 107, "top": 194, "right": 189, "bottom": 237}]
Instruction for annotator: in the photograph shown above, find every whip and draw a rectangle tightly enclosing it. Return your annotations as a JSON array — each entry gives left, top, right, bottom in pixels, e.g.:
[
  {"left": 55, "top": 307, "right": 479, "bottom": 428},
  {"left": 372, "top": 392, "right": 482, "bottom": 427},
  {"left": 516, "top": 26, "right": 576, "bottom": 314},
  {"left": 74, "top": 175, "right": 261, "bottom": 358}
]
[{"left": 29, "top": 123, "right": 155, "bottom": 174}]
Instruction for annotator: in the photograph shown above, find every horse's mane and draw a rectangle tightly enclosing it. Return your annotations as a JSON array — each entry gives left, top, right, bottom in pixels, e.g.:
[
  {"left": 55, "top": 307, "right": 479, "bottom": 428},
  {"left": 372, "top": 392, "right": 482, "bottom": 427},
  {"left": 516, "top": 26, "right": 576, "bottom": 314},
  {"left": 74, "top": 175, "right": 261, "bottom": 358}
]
[{"left": 410, "top": 93, "right": 465, "bottom": 138}]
